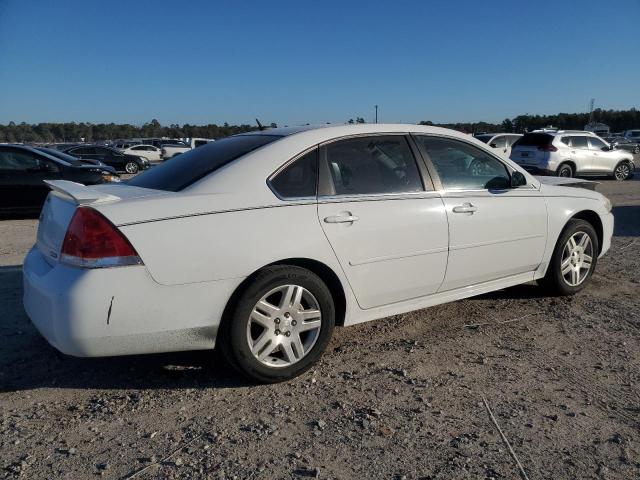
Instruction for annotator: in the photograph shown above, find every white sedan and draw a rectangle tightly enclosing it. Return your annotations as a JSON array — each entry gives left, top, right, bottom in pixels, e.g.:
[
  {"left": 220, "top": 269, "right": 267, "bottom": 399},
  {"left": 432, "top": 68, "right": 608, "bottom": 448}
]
[
  {"left": 23, "top": 124, "right": 614, "bottom": 382},
  {"left": 121, "top": 144, "right": 163, "bottom": 163}
]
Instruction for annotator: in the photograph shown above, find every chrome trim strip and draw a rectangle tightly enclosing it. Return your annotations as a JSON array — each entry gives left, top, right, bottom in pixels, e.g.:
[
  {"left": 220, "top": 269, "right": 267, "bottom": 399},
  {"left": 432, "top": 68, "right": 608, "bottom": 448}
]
[{"left": 349, "top": 247, "right": 449, "bottom": 267}]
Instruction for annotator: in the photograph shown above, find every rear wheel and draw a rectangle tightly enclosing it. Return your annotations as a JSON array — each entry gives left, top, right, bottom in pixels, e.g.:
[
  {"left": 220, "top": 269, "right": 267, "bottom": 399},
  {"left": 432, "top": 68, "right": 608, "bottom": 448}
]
[
  {"left": 613, "top": 161, "right": 633, "bottom": 181},
  {"left": 539, "top": 219, "right": 598, "bottom": 296},
  {"left": 218, "top": 266, "right": 335, "bottom": 383},
  {"left": 556, "top": 163, "right": 573, "bottom": 178},
  {"left": 125, "top": 161, "right": 139, "bottom": 174}
]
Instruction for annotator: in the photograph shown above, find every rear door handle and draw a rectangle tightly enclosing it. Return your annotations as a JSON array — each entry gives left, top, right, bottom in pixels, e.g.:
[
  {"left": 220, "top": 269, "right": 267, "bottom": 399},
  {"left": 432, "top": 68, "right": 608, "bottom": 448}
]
[
  {"left": 324, "top": 213, "right": 359, "bottom": 224},
  {"left": 452, "top": 203, "right": 477, "bottom": 214}
]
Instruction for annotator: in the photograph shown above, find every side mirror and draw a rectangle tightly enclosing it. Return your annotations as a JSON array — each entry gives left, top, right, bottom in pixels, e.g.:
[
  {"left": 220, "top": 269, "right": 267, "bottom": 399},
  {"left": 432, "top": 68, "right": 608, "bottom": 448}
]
[{"left": 511, "top": 171, "right": 527, "bottom": 188}]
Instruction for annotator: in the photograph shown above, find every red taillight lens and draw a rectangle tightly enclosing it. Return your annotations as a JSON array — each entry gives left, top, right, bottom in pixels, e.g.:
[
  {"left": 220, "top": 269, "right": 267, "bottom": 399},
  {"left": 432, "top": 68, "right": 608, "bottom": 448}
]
[
  {"left": 537, "top": 144, "right": 558, "bottom": 152},
  {"left": 61, "top": 207, "right": 142, "bottom": 268}
]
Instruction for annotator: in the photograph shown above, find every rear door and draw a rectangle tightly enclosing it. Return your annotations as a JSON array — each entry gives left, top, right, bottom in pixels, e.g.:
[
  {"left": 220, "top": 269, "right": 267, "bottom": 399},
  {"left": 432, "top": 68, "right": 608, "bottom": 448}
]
[
  {"left": 414, "top": 135, "right": 547, "bottom": 291},
  {"left": 317, "top": 134, "right": 449, "bottom": 309}
]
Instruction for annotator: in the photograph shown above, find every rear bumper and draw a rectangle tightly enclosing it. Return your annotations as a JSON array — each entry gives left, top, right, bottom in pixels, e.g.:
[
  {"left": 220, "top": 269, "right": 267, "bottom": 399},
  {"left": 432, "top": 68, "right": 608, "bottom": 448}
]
[{"left": 23, "top": 247, "right": 242, "bottom": 357}]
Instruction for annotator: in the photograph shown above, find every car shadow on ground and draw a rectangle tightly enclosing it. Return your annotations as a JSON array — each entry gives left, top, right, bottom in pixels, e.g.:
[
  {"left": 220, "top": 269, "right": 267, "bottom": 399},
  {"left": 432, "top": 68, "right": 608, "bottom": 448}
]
[
  {"left": 0, "top": 266, "right": 252, "bottom": 393},
  {"left": 612, "top": 205, "right": 640, "bottom": 237}
]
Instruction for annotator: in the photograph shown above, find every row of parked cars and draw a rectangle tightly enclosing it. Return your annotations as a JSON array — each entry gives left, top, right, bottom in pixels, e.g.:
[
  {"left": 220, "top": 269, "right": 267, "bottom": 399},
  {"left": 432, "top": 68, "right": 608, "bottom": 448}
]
[{"left": 475, "top": 129, "right": 637, "bottom": 181}]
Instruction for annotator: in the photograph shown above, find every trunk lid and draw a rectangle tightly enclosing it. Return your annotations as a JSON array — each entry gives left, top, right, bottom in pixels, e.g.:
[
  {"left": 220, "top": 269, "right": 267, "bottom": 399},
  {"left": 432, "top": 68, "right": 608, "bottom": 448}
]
[{"left": 36, "top": 181, "right": 162, "bottom": 265}]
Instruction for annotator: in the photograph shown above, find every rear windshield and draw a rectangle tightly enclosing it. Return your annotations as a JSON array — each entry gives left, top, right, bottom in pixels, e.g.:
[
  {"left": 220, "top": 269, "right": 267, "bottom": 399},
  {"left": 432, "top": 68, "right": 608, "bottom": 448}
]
[
  {"left": 128, "top": 134, "right": 281, "bottom": 191},
  {"left": 513, "top": 133, "right": 553, "bottom": 147}
]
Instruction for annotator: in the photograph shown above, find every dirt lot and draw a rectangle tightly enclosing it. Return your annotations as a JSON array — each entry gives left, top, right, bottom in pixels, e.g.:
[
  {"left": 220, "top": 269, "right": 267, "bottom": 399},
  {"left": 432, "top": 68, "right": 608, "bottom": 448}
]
[{"left": 1, "top": 178, "right": 639, "bottom": 480}]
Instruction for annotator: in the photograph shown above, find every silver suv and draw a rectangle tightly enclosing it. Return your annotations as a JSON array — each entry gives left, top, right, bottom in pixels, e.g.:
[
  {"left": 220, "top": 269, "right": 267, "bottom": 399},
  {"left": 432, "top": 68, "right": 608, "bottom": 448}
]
[{"left": 510, "top": 130, "right": 635, "bottom": 180}]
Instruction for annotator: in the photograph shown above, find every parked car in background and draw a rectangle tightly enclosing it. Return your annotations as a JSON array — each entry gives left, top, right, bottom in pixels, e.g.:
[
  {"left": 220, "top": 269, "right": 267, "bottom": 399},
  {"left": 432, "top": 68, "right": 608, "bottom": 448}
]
[
  {"left": 112, "top": 141, "right": 141, "bottom": 150},
  {"left": 603, "top": 136, "right": 640, "bottom": 154},
  {"left": 623, "top": 129, "right": 640, "bottom": 141},
  {"left": 63, "top": 145, "right": 150, "bottom": 174},
  {"left": 47, "top": 143, "right": 81, "bottom": 151},
  {"left": 185, "top": 138, "right": 215, "bottom": 149},
  {"left": 0, "top": 144, "right": 119, "bottom": 215},
  {"left": 23, "top": 124, "right": 613, "bottom": 382},
  {"left": 160, "top": 142, "right": 191, "bottom": 159},
  {"left": 121, "top": 144, "right": 163, "bottom": 163},
  {"left": 511, "top": 130, "right": 635, "bottom": 180},
  {"left": 35, "top": 147, "right": 105, "bottom": 167},
  {"left": 474, "top": 133, "right": 522, "bottom": 158}
]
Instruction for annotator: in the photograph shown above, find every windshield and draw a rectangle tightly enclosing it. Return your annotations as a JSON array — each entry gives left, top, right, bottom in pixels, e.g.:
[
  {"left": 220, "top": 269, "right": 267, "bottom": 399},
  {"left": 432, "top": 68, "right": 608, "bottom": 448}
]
[
  {"left": 128, "top": 134, "right": 282, "bottom": 191},
  {"left": 35, "top": 147, "right": 79, "bottom": 165}
]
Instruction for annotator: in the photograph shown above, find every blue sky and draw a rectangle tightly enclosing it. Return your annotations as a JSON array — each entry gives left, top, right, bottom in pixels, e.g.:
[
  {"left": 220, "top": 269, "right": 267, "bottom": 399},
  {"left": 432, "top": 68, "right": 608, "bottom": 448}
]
[{"left": 0, "top": 0, "right": 638, "bottom": 125}]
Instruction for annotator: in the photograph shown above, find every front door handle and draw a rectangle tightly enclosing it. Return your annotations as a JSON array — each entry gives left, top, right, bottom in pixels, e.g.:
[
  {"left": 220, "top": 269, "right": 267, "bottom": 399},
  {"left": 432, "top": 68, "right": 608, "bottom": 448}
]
[
  {"left": 324, "top": 213, "right": 359, "bottom": 224},
  {"left": 452, "top": 203, "right": 477, "bottom": 214}
]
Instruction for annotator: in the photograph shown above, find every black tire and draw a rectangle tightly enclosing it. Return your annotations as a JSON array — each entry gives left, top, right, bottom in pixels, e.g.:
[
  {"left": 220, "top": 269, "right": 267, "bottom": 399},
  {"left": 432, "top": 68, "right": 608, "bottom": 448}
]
[
  {"left": 556, "top": 163, "right": 573, "bottom": 178},
  {"left": 125, "top": 161, "right": 139, "bottom": 174},
  {"left": 218, "top": 265, "right": 335, "bottom": 383},
  {"left": 538, "top": 219, "right": 598, "bottom": 296},
  {"left": 613, "top": 161, "right": 633, "bottom": 181}
]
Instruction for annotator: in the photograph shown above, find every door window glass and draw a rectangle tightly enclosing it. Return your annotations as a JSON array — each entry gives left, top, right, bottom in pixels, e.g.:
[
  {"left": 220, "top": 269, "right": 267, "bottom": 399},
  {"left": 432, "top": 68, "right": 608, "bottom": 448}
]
[
  {"left": 0, "top": 149, "right": 40, "bottom": 171},
  {"left": 415, "top": 136, "right": 511, "bottom": 190},
  {"left": 571, "top": 136, "right": 589, "bottom": 149},
  {"left": 269, "top": 149, "right": 318, "bottom": 198},
  {"left": 490, "top": 136, "right": 507, "bottom": 148},
  {"left": 588, "top": 137, "right": 607, "bottom": 150},
  {"left": 324, "top": 136, "right": 423, "bottom": 195}
]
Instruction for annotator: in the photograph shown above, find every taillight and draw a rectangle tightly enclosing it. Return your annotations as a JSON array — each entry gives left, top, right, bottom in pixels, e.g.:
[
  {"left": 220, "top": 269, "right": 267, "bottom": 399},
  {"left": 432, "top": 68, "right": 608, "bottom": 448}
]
[
  {"left": 537, "top": 144, "right": 558, "bottom": 152},
  {"left": 60, "top": 207, "right": 142, "bottom": 268}
]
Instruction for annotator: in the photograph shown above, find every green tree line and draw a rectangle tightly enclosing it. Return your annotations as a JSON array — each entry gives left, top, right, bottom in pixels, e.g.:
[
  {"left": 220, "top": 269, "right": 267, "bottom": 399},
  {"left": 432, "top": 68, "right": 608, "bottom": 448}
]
[
  {"left": 0, "top": 119, "right": 260, "bottom": 143},
  {"left": 421, "top": 108, "right": 640, "bottom": 134},
  {"left": 1, "top": 108, "right": 638, "bottom": 143}
]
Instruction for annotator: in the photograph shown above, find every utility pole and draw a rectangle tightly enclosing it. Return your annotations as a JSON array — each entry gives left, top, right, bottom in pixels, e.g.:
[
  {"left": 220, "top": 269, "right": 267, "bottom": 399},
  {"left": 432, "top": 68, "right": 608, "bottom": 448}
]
[{"left": 375, "top": 105, "right": 378, "bottom": 124}]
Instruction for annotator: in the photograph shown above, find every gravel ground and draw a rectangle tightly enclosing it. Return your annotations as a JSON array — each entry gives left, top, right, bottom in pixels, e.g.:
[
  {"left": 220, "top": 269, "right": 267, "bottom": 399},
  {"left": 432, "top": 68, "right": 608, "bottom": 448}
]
[{"left": 1, "top": 176, "right": 639, "bottom": 479}]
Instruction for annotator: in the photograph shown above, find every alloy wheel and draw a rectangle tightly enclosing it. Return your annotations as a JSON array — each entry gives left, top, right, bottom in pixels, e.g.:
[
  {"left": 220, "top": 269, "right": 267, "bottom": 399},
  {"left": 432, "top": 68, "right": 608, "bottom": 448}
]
[
  {"left": 560, "top": 231, "right": 593, "bottom": 287},
  {"left": 246, "top": 285, "right": 322, "bottom": 367},
  {"left": 614, "top": 163, "right": 630, "bottom": 180}
]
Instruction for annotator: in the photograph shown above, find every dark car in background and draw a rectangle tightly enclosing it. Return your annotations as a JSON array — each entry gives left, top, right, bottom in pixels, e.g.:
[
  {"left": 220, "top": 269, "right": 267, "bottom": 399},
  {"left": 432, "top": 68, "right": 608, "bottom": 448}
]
[
  {"left": 35, "top": 146, "right": 105, "bottom": 166},
  {"left": 62, "top": 145, "right": 149, "bottom": 174},
  {"left": 0, "top": 145, "right": 120, "bottom": 216},
  {"left": 604, "top": 136, "right": 640, "bottom": 154}
]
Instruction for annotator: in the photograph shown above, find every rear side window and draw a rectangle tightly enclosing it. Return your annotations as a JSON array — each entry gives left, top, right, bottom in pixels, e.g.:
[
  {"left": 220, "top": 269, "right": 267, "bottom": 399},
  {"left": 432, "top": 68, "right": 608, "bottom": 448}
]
[
  {"left": 513, "top": 133, "right": 553, "bottom": 147},
  {"left": 269, "top": 149, "right": 318, "bottom": 199},
  {"left": 128, "top": 135, "right": 281, "bottom": 191},
  {"left": 571, "top": 136, "right": 589, "bottom": 149},
  {"left": 324, "top": 136, "right": 423, "bottom": 196}
]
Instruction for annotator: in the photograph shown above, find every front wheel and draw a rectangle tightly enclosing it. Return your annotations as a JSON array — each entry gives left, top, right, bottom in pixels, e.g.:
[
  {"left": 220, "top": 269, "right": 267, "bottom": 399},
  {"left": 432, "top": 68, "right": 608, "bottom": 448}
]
[
  {"left": 539, "top": 219, "right": 598, "bottom": 296},
  {"left": 125, "top": 161, "right": 139, "bottom": 174},
  {"left": 613, "top": 161, "right": 633, "bottom": 181},
  {"left": 218, "top": 266, "right": 335, "bottom": 383}
]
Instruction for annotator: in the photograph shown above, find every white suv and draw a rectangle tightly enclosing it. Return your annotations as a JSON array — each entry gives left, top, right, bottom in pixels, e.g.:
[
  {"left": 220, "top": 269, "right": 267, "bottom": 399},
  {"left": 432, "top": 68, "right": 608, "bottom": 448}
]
[{"left": 510, "top": 130, "right": 635, "bottom": 180}]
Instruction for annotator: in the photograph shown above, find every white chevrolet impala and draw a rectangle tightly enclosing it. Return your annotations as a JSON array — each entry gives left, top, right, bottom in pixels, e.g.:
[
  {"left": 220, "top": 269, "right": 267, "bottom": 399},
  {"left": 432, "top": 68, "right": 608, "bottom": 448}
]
[{"left": 23, "top": 124, "right": 614, "bottom": 382}]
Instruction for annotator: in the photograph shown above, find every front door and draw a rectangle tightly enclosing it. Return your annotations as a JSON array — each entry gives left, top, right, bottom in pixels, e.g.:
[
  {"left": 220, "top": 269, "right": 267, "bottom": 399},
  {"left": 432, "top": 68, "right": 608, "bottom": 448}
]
[
  {"left": 317, "top": 135, "right": 449, "bottom": 309},
  {"left": 413, "top": 135, "right": 547, "bottom": 291}
]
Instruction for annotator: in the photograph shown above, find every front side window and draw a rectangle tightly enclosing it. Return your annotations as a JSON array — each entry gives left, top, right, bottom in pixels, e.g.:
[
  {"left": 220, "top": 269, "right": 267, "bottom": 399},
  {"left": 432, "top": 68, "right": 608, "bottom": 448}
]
[
  {"left": 415, "top": 136, "right": 511, "bottom": 190},
  {"left": 588, "top": 137, "right": 607, "bottom": 150},
  {"left": 0, "top": 149, "right": 41, "bottom": 171},
  {"left": 489, "top": 136, "right": 507, "bottom": 149},
  {"left": 269, "top": 149, "right": 318, "bottom": 199},
  {"left": 324, "top": 136, "right": 423, "bottom": 196}
]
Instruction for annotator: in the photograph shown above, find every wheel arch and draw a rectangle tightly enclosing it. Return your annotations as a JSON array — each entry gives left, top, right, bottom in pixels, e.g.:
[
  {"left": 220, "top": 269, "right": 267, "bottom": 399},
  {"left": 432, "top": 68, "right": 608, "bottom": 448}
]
[
  {"left": 557, "top": 160, "right": 576, "bottom": 174},
  {"left": 568, "top": 210, "right": 603, "bottom": 254},
  {"left": 222, "top": 258, "right": 347, "bottom": 328}
]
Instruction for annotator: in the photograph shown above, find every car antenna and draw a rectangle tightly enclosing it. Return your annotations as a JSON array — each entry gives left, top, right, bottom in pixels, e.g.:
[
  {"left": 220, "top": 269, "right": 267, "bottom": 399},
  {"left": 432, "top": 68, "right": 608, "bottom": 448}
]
[{"left": 256, "top": 118, "right": 265, "bottom": 131}]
